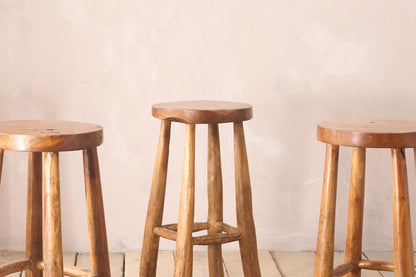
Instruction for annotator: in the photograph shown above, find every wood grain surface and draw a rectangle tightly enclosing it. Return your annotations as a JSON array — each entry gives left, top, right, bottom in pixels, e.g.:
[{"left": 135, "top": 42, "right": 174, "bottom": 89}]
[
  {"left": 43, "top": 152, "right": 64, "bottom": 276},
  {"left": 25, "top": 152, "right": 43, "bottom": 277},
  {"left": 317, "top": 120, "right": 416, "bottom": 148},
  {"left": 314, "top": 144, "right": 339, "bottom": 277},
  {"left": 152, "top": 101, "right": 252, "bottom": 124},
  {"left": 344, "top": 147, "right": 366, "bottom": 277},
  {"left": 140, "top": 120, "right": 171, "bottom": 277},
  {"left": 207, "top": 123, "right": 224, "bottom": 277},
  {"left": 234, "top": 122, "right": 261, "bottom": 277},
  {"left": 0, "top": 120, "right": 103, "bottom": 152},
  {"left": 391, "top": 148, "right": 414, "bottom": 276}
]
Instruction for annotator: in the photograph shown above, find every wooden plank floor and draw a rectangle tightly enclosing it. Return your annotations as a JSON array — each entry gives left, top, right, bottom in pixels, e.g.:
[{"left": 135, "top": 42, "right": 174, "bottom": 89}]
[{"left": 0, "top": 251, "right": 400, "bottom": 276}]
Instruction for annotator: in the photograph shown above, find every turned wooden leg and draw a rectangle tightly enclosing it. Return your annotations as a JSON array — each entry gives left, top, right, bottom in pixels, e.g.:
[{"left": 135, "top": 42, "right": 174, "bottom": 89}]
[
  {"left": 344, "top": 147, "right": 366, "bottom": 277},
  {"left": 392, "top": 148, "right": 414, "bottom": 276},
  {"left": 314, "top": 144, "right": 339, "bottom": 277},
  {"left": 174, "top": 123, "right": 195, "bottom": 277},
  {"left": 83, "top": 147, "right": 111, "bottom": 277},
  {"left": 140, "top": 120, "right": 171, "bottom": 277},
  {"left": 0, "top": 149, "right": 4, "bottom": 186},
  {"left": 207, "top": 124, "right": 224, "bottom": 277},
  {"left": 233, "top": 122, "right": 261, "bottom": 277},
  {"left": 26, "top": 152, "right": 43, "bottom": 277},
  {"left": 43, "top": 152, "right": 63, "bottom": 277}
]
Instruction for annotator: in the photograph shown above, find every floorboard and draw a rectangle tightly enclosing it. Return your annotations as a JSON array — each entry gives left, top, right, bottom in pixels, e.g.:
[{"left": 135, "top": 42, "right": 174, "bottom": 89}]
[
  {"left": 0, "top": 250, "right": 404, "bottom": 276},
  {"left": 76, "top": 252, "right": 124, "bottom": 277},
  {"left": 0, "top": 251, "right": 25, "bottom": 277},
  {"left": 125, "top": 251, "right": 175, "bottom": 277}
]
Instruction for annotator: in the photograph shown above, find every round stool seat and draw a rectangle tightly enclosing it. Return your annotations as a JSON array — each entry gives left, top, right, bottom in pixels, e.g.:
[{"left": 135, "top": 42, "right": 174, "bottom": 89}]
[
  {"left": 152, "top": 101, "right": 252, "bottom": 124},
  {"left": 317, "top": 119, "right": 416, "bottom": 148},
  {"left": 0, "top": 120, "right": 103, "bottom": 152}
]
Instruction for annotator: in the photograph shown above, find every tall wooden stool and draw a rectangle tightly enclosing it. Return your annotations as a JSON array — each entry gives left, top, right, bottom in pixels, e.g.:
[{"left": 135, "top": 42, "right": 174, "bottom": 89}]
[
  {"left": 140, "top": 101, "right": 261, "bottom": 277},
  {"left": 0, "top": 120, "right": 110, "bottom": 277},
  {"left": 314, "top": 120, "right": 416, "bottom": 277}
]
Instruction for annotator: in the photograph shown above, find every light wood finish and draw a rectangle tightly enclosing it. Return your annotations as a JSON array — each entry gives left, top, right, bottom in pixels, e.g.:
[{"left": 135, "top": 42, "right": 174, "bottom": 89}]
[
  {"left": 316, "top": 120, "right": 416, "bottom": 276},
  {"left": 218, "top": 223, "right": 240, "bottom": 234},
  {"left": 1, "top": 251, "right": 395, "bottom": 277},
  {"left": 317, "top": 120, "right": 416, "bottom": 148},
  {"left": 126, "top": 252, "right": 175, "bottom": 277},
  {"left": 207, "top": 123, "right": 224, "bottom": 277},
  {"left": 153, "top": 227, "right": 177, "bottom": 241},
  {"left": 0, "top": 149, "right": 4, "bottom": 186},
  {"left": 36, "top": 262, "right": 92, "bottom": 277},
  {"left": 391, "top": 148, "right": 414, "bottom": 276},
  {"left": 143, "top": 103, "right": 260, "bottom": 276},
  {"left": 76, "top": 253, "right": 124, "bottom": 277},
  {"left": 0, "top": 120, "right": 109, "bottom": 276},
  {"left": 358, "top": 260, "right": 395, "bottom": 272},
  {"left": 314, "top": 144, "right": 339, "bottom": 277},
  {"left": 223, "top": 251, "right": 281, "bottom": 277},
  {"left": 25, "top": 152, "right": 43, "bottom": 277},
  {"left": 192, "top": 233, "right": 240, "bottom": 245},
  {"left": 154, "top": 223, "right": 241, "bottom": 245},
  {"left": 159, "top": 222, "right": 210, "bottom": 232},
  {"left": 43, "top": 152, "right": 64, "bottom": 276},
  {"left": 154, "top": 228, "right": 239, "bottom": 246},
  {"left": 363, "top": 252, "right": 397, "bottom": 277},
  {"left": 152, "top": 101, "right": 252, "bottom": 124},
  {"left": 0, "top": 260, "right": 31, "bottom": 276},
  {"left": 192, "top": 251, "right": 223, "bottom": 277},
  {"left": 140, "top": 120, "right": 171, "bottom": 277},
  {"left": 272, "top": 252, "right": 317, "bottom": 277},
  {"left": 234, "top": 122, "right": 261, "bottom": 277},
  {"left": 62, "top": 265, "right": 92, "bottom": 277},
  {"left": 333, "top": 261, "right": 358, "bottom": 276},
  {"left": 256, "top": 251, "right": 282, "bottom": 277},
  {"left": 28, "top": 253, "right": 77, "bottom": 277},
  {"left": 272, "top": 252, "right": 382, "bottom": 277},
  {"left": 157, "top": 222, "right": 236, "bottom": 233},
  {"left": 174, "top": 123, "right": 196, "bottom": 277},
  {"left": 344, "top": 147, "right": 366, "bottom": 277},
  {"left": 36, "top": 252, "right": 77, "bottom": 276},
  {"left": 0, "top": 252, "right": 25, "bottom": 277},
  {"left": 83, "top": 147, "right": 111, "bottom": 277},
  {"left": 0, "top": 120, "right": 103, "bottom": 152}
]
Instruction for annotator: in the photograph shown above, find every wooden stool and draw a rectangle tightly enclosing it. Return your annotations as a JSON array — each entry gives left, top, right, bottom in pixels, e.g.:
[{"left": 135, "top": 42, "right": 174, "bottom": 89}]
[
  {"left": 140, "top": 101, "right": 261, "bottom": 277},
  {"left": 314, "top": 120, "right": 416, "bottom": 277},
  {"left": 0, "top": 120, "right": 110, "bottom": 277}
]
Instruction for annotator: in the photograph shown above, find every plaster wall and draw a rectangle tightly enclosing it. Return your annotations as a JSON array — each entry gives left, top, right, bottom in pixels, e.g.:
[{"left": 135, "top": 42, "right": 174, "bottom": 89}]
[{"left": 1, "top": 1, "right": 416, "bottom": 252}]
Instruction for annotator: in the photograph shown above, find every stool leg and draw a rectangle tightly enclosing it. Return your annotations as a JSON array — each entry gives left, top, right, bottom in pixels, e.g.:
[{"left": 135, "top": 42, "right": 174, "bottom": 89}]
[
  {"left": 43, "top": 152, "right": 63, "bottom": 277},
  {"left": 207, "top": 124, "right": 224, "bottom": 277},
  {"left": 83, "top": 147, "right": 111, "bottom": 277},
  {"left": 25, "top": 152, "right": 42, "bottom": 277},
  {"left": 314, "top": 144, "right": 339, "bottom": 277},
  {"left": 174, "top": 123, "right": 195, "bottom": 277},
  {"left": 392, "top": 148, "right": 414, "bottom": 276},
  {"left": 344, "top": 147, "right": 366, "bottom": 277},
  {"left": 0, "top": 149, "right": 4, "bottom": 186},
  {"left": 26, "top": 152, "right": 43, "bottom": 277},
  {"left": 140, "top": 120, "right": 171, "bottom": 277},
  {"left": 233, "top": 122, "right": 261, "bottom": 277}
]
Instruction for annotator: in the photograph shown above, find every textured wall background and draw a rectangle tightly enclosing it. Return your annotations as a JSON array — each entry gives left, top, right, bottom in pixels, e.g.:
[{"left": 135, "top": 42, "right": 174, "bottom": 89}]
[{"left": 1, "top": 1, "right": 416, "bottom": 252}]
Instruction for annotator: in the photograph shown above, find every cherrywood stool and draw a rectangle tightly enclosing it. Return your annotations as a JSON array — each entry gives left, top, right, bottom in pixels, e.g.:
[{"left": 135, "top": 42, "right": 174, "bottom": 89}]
[
  {"left": 140, "top": 101, "right": 261, "bottom": 277},
  {"left": 314, "top": 120, "right": 416, "bottom": 277},
  {"left": 0, "top": 120, "right": 110, "bottom": 277}
]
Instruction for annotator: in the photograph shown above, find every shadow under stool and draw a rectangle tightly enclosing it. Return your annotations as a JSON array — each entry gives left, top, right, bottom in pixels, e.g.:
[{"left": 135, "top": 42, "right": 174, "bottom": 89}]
[
  {"left": 314, "top": 120, "right": 416, "bottom": 277},
  {"left": 0, "top": 120, "right": 110, "bottom": 277},
  {"left": 140, "top": 101, "right": 261, "bottom": 277}
]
